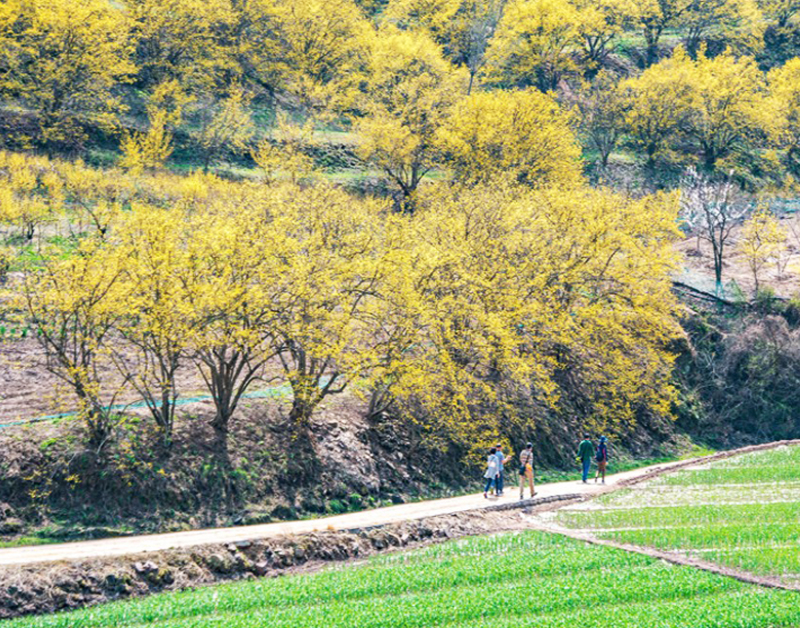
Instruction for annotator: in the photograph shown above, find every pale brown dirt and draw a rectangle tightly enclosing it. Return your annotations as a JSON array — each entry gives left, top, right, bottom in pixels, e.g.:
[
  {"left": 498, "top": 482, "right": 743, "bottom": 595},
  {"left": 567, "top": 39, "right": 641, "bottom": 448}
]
[
  {"left": 676, "top": 215, "right": 800, "bottom": 298},
  {"left": 0, "top": 335, "right": 294, "bottom": 425},
  {"left": 0, "top": 337, "right": 212, "bottom": 423}
]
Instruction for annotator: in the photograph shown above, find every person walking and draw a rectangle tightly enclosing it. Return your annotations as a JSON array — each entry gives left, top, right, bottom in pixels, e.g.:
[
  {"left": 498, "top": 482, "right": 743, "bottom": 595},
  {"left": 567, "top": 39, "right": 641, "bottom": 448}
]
[
  {"left": 495, "top": 444, "right": 506, "bottom": 496},
  {"left": 577, "top": 434, "right": 594, "bottom": 484},
  {"left": 519, "top": 442, "right": 536, "bottom": 499},
  {"left": 484, "top": 447, "right": 499, "bottom": 498},
  {"left": 595, "top": 436, "right": 609, "bottom": 484}
]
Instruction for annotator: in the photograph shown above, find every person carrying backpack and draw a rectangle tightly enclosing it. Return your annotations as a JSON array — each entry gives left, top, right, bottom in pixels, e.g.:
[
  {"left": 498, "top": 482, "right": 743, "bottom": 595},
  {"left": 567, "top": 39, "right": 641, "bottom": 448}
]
[
  {"left": 518, "top": 442, "right": 536, "bottom": 499},
  {"left": 577, "top": 434, "right": 594, "bottom": 484},
  {"left": 595, "top": 436, "right": 609, "bottom": 484}
]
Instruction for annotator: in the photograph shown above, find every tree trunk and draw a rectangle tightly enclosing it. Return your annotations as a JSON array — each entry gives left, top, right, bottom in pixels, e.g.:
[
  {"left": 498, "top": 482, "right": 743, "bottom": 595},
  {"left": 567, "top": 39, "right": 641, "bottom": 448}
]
[
  {"left": 786, "top": 145, "right": 800, "bottom": 176},
  {"left": 158, "top": 388, "right": 175, "bottom": 449},
  {"left": 714, "top": 249, "right": 724, "bottom": 297},
  {"left": 703, "top": 147, "right": 717, "bottom": 172},
  {"left": 285, "top": 396, "right": 320, "bottom": 489},
  {"left": 643, "top": 26, "right": 661, "bottom": 67},
  {"left": 600, "top": 146, "right": 611, "bottom": 169},
  {"left": 211, "top": 409, "right": 231, "bottom": 434},
  {"left": 289, "top": 393, "right": 318, "bottom": 437}
]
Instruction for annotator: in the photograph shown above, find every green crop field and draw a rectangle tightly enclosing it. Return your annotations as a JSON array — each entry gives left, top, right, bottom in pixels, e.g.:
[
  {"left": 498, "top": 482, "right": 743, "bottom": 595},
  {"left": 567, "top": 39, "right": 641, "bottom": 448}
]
[
  {"left": 6, "top": 530, "right": 800, "bottom": 628},
  {"left": 558, "top": 445, "right": 800, "bottom": 583}
]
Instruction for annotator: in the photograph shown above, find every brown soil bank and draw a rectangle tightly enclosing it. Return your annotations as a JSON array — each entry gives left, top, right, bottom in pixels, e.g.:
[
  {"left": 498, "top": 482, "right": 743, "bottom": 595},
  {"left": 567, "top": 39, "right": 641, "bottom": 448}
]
[{"left": 0, "top": 396, "right": 440, "bottom": 542}]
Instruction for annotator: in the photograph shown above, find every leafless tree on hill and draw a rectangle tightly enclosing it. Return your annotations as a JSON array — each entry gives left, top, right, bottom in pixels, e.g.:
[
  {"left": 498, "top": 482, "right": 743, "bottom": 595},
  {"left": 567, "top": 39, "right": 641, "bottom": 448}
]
[{"left": 680, "top": 167, "right": 750, "bottom": 296}]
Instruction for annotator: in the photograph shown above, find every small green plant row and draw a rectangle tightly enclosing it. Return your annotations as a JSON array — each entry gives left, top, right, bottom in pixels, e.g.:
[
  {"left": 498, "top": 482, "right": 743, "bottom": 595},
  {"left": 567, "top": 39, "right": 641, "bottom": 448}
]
[
  {"left": 599, "top": 521, "right": 800, "bottom": 551},
  {"left": 0, "top": 324, "right": 33, "bottom": 340},
  {"left": 655, "top": 464, "right": 800, "bottom": 486},
  {"left": 595, "top": 483, "right": 800, "bottom": 508},
  {"left": 559, "top": 501, "right": 800, "bottom": 530},
  {"left": 695, "top": 546, "right": 800, "bottom": 577},
  {"left": 709, "top": 447, "right": 800, "bottom": 469},
  {"left": 645, "top": 446, "right": 800, "bottom": 488}
]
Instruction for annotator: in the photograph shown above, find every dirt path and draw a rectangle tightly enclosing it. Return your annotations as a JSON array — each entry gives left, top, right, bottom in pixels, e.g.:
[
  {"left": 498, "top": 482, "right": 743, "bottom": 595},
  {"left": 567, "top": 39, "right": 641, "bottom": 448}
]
[
  {"left": 3, "top": 440, "right": 797, "bottom": 568},
  {"left": 0, "top": 460, "right": 687, "bottom": 567}
]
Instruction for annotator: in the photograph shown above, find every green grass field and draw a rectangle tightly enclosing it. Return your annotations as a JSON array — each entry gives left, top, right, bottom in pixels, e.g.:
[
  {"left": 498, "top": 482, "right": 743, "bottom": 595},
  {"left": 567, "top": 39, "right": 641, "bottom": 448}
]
[
  {"left": 6, "top": 530, "right": 800, "bottom": 628},
  {"left": 558, "top": 445, "right": 800, "bottom": 582}
]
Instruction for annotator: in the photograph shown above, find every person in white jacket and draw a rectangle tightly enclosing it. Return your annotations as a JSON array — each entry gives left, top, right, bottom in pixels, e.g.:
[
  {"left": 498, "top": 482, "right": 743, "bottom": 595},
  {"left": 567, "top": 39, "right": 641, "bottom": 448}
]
[{"left": 483, "top": 447, "right": 499, "bottom": 498}]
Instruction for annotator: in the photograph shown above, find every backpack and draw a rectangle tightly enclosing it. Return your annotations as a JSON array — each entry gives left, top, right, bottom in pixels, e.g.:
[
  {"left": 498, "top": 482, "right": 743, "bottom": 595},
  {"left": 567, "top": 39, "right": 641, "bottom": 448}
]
[{"left": 596, "top": 444, "right": 606, "bottom": 462}]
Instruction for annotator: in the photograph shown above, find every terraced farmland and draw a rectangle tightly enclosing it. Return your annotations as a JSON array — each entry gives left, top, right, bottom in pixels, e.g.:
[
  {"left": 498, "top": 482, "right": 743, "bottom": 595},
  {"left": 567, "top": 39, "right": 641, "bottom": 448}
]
[
  {"left": 557, "top": 444, "right": 800, "bottom": 584},
  {"left": 6, "top": 530, "right": 800, "bottom": 628}
]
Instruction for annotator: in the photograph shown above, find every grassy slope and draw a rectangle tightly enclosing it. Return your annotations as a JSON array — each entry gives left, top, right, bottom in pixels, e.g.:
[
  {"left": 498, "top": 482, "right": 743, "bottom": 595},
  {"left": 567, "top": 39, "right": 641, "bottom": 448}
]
[{"left": 5, "top": 530, "right": 800, "bottom": 628}]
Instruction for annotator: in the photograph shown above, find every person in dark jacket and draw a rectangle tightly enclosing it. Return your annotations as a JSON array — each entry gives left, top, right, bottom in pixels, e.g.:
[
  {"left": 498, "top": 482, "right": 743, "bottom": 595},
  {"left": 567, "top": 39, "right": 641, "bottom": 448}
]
[
  {"left": 577, "top": 434, "right": 594, "bottom": 483},
  {"left": 494, "top": 444, "right": 506, "bottom": 496},
  {"left": 595, "top": 436, "right": 609, "bottom": 484}
]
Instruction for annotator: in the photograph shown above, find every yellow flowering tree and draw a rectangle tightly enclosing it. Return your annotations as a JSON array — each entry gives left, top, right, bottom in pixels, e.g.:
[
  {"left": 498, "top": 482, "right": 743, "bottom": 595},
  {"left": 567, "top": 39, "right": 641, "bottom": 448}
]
[
  {"left": 105, "top": 205, "right": 196, "bottom": 446},
  {"left": 0, "top": 152, "right": 64, "bottom": 240},
  {"left": 266, "top": 0, "right": 373, "bottom": 112},
  {"left": 572, "top": 72, "right": 629, "bottom": 169},
  {"left": 385, "top": 0, "right": 508, "bottom": 93},
  {"left": 354, "top": 27, "right": 467, "bottom": 209},
  {"left": 256, "top": 185, "right": 395, "bottom": 435},
  {"left": 119, "top": 81, "right": 188, "bottom": 173},
  {"left": 251, "top": 113, "right": 318, "bottom": 184},
  {"left": 680, "top": 0, "right": 763, "bottom": 56},
  {"left": 374, "top": 181, "right": 681, "bottom": 454},
  {"left": 636, "top": 0, "right": 762, "bottom": 65},
  {"left": 679, "top": 49, "right": 772, "bottom": 170},
  {"left": 758, "top": 0, "right": 800, "bottom": 26},
  {"left": 21, "top": 240, "right": 128, "bottom": 449},
  {"left": 623, "top": 48, "right": 773, "bottom": 170},
  {"left": 196, "top": 87, "right": 255, "bottom": 173},
  {"left": 620, "top": 50, "right": 695, "bottom": 167},
  {"left": 737, "top": 209, "right": 787, "bottom": 292},
  {"left": 127, "top": 0, "right": 235, "bottom": 94},
  {"left": 436, "top": 88, "right": 582, "bottom": 185},
  {"left": 119, "top": 110, "right": 174, "bottom": 173},
  {"left": 181, "top": 194, "right": 281, "bottom": 437},
  {"left": 485, "top": 0, "right": 583, "bottom": 92},
  {"left": 0, "top": 0, "right": 134, "bottom": 149},
  {"left": 769, "top": 58, "right": 800, "bottom": 175},
  {"left": 572, "top": 0, "right": 639, "bottom": 74}
]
